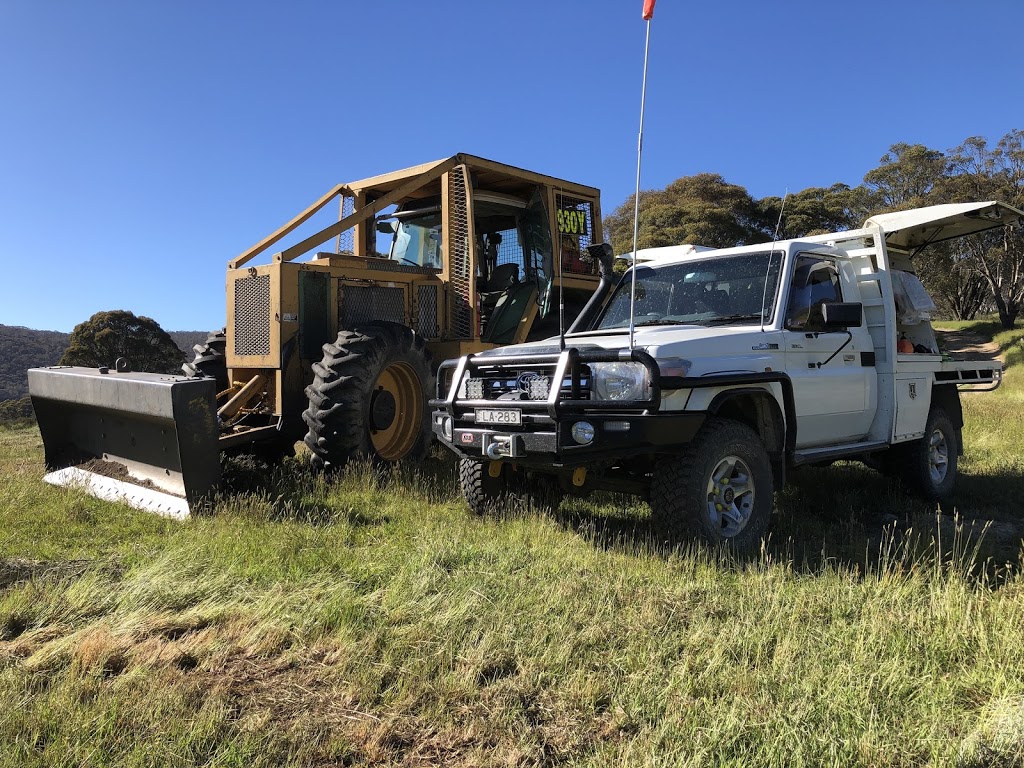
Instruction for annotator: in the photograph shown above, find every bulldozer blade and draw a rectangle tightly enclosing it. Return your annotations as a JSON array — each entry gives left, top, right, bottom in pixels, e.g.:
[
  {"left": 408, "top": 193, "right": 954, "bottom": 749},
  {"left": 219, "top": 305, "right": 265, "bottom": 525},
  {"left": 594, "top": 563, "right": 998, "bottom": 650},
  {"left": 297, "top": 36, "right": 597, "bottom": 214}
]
[{"left": 28, "top": 367, "right": 220, "bottom": 518}]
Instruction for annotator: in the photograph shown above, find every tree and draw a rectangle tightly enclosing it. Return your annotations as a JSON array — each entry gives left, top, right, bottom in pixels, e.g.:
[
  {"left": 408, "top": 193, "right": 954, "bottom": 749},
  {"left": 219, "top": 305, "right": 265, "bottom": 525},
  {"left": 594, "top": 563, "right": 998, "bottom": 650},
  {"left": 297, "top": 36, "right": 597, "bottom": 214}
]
[
  {"left": 941, "top": 131, "right": 1024, "bottom": 328},
  {"left": 863, "top": 143, "right": 946, "bottom": 211},
  {"left": 862, "top": 140, "right": 993, "bottom": 322},
  {"left": 604, "top": 173, "right": 764, "bottom": 255},
  {"left": 60, "top": 310, "right": 185, "bottom": 373},
  {"left": 0, "top": 396, "right": 34, "bottom": 427},
  {"left": 757, "top": 184, "right": 869, "bottom": 240}
]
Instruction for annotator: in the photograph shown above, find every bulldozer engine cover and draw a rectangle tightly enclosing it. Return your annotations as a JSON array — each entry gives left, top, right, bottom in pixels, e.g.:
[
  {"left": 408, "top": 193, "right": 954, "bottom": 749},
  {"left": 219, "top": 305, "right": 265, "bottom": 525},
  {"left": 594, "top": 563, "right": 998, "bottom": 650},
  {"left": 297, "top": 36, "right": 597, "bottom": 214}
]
[{"left": 28, "top": 367, "right": 220, "bottom": 519}]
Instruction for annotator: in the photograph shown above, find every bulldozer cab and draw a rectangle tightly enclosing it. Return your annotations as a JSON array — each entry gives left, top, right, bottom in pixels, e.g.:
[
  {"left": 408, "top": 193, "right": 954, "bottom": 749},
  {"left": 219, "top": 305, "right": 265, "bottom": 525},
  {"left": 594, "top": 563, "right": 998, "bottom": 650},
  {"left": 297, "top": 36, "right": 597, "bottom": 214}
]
[
  {"left": 30, "top": 154, "right": 604, "bottom": 516},
  {"left": 227, "top": 154, "right": 602, "bottom": 352}
]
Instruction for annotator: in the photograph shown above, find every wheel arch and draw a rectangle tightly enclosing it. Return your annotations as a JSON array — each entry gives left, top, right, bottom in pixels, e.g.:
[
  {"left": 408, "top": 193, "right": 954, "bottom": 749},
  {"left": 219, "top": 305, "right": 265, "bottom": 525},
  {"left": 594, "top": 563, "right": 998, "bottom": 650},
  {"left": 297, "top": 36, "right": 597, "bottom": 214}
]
[
  {"left": 930, "top": 385, "right": 964, "bottom": 455},
  {"left": 706, "top": 386, "right": 789, "bottom": 486}
]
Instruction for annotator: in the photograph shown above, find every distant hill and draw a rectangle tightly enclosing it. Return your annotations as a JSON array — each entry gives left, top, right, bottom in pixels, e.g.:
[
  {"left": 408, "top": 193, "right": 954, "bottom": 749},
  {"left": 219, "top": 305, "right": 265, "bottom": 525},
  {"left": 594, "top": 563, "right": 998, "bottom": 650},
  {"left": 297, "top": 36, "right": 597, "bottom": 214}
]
[
  {"left": 168, "top": 331, "right": 211, "bottom": 358},
  {"left": 0, "top": 325, "right": 69, "bottom": 401},
  {"left": 0, "top": 324, "right": 216, "bottom": 402}
]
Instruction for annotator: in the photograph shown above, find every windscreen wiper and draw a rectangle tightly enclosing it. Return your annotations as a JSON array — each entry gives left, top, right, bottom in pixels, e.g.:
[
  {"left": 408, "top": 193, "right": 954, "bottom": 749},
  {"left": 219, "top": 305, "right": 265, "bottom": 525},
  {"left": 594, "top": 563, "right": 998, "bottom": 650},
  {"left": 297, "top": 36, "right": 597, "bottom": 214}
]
[{"left": 704, "top": 313, "right": 764, "bottom": 325}]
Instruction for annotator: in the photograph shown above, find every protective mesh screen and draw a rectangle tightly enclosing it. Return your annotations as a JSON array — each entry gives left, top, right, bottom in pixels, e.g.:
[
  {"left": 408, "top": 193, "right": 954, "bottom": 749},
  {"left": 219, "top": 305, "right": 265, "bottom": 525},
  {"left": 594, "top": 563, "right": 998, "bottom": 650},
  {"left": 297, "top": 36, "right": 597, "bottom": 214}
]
[
  {"left": 493, "top": 228, "right": 524, "bottom": 278},
  {"left": 417, "top": 284, "right": 439, "bottom": 338},
  {"left": 233, "top": 274, "right": 272, "bottom": 356},
  {"left": 335, "top": 195, "right": 356, "bottom": 254},
  {"left": 556, "top": 194, "right": 598, "bottom": 276},
  {"left": 340, "top": 285, "right": 406, "bottom": 328},
  {"left": 447, "top": 167, "right": 473, "bottom": 339}
]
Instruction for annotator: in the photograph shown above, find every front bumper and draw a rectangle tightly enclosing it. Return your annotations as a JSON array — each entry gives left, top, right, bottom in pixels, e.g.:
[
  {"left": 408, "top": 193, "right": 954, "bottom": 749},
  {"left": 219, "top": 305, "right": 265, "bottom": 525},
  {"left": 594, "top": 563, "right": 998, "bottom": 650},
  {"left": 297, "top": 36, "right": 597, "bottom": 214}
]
[
  {"left": 431, "top": 410, "right": 705, "bottom": 466},
  {"left": 430, "top": 346, "right": 705, "bottom": 467}
]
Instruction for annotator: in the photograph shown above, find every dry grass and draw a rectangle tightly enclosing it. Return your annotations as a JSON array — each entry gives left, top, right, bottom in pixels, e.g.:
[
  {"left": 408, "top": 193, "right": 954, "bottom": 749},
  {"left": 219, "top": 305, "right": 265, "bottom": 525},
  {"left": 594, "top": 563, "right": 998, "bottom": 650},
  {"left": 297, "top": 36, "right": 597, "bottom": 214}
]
[{"left": 0, "top": 320, "right": 1023, "bottom": 766}]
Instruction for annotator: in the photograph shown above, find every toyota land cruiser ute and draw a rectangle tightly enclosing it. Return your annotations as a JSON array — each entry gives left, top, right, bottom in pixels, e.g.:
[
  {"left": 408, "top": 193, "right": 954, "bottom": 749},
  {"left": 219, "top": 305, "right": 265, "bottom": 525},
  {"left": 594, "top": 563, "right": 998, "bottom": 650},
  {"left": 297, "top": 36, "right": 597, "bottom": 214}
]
[{"left": 430, "top": 202, "right": 1020, "bottom": 551}]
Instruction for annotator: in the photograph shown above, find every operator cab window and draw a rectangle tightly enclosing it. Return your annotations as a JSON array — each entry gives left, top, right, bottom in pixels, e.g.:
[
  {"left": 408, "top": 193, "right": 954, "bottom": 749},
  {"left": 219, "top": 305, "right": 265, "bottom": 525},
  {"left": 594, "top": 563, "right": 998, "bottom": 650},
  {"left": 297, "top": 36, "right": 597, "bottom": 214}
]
[{"left": 785, "top": 255, "right": 842, "bottom": 332}]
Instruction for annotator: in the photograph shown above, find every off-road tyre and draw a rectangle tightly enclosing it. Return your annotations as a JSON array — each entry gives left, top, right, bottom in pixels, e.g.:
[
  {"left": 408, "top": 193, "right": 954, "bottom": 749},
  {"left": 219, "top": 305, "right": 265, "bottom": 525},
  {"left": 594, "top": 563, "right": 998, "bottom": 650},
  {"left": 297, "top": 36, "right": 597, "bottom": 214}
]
[
  {"left": 898, "top": 407, "right": 958, "bottom": 502},
  {"left": 459, "top": 459, "right": 555, "bottom": 516},
  {"left": 302, "top": 322, "right": 433, "bottom": 471},
  {"left": 650, "top": 417, "right": 774, "bottom": 554},
  {"left": 182, "top": 331, "right": 228, "bottom": 393},
  {"left": 459, "top": 458, "right": 510, "bottom": 515}
]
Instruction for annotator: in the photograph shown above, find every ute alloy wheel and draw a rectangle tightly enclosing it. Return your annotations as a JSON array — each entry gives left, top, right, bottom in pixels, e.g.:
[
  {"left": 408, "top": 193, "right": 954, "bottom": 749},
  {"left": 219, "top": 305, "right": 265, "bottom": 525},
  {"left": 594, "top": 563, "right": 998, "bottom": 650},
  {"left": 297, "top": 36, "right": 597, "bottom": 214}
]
[
  {"left": 302, "top": 322, "right": 433, "bottom": 470},
  {"left": 650, "top": 417, "right": 774, "bottom": 553},
  {"left": 900, "top": 407, "right": 958, "bottom": 502},
  {"left": 927, "top": 428, "right": 950, "bottom": 486},
  {"left": 704, "top": 454, "right": 756, "bottom": 538}
]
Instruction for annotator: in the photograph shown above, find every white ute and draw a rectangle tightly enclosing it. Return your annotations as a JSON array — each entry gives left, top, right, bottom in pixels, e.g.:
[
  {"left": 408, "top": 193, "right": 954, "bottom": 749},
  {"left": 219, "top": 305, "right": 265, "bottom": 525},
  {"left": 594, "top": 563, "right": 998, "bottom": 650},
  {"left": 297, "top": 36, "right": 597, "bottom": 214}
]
[{"left": 431, "top": 202, "right": 1021, "bottom": 551}]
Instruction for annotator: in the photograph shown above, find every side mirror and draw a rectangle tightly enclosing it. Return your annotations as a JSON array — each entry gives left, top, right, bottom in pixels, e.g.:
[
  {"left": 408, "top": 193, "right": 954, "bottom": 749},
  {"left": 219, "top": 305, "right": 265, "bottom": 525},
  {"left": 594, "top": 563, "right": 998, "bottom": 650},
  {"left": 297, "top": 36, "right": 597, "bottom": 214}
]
[
  {"left": 822, "top": 302, "right": 862, "bottom": 330},
  {"left": 376, "top": 220, "right": 398, "bottom": 234}
]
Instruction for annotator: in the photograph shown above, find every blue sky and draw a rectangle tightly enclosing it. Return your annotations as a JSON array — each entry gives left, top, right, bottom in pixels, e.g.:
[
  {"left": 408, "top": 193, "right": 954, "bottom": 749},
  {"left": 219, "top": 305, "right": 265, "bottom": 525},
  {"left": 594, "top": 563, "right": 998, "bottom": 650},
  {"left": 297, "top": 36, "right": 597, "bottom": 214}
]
[{"left": 1, "top": 0, "right": 1021, "bottom": 333}]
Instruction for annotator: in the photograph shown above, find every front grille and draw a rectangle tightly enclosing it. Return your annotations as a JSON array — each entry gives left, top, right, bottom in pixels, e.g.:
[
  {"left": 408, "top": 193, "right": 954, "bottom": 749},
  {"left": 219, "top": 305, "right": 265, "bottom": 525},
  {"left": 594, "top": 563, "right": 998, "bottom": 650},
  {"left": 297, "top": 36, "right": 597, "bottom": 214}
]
[
  {"left": 340, "top": 285, "right": 406, "bottom": 327},
  {"left": 233, "top": 274, "right": 271, "bottom": 356},
  {"left": 464, "top": 365, "right": 591, "bottom": 401}
]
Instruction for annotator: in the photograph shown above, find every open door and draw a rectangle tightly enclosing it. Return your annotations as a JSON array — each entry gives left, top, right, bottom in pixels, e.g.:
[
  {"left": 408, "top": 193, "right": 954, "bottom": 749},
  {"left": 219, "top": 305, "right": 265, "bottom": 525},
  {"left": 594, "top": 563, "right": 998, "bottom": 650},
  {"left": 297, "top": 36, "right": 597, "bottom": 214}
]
[{"left": 866, "top": 201, "right": 1024, "bottom": 252}]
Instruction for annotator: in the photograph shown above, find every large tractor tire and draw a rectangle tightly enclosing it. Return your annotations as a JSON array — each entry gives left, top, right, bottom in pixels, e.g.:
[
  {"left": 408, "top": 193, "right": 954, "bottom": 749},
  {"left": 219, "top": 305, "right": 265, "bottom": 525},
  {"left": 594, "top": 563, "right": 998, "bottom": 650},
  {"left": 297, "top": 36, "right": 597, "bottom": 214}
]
[
  {"left": 182, "top": 331, "right": 228, "bottom": 393},
  {"left": 302, "top": 322, "right": 433, "bottom": 470},
  {"left": 650, "top": 417, "right": 774, "bottom": 554}
]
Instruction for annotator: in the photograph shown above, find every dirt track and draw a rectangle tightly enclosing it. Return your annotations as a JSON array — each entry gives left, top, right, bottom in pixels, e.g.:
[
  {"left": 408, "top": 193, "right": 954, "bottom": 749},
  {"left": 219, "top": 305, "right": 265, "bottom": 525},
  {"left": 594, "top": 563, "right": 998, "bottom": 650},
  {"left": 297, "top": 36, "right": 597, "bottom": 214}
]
[{"left": 934, "top": 328, "right": 1002, "bottom": 362}]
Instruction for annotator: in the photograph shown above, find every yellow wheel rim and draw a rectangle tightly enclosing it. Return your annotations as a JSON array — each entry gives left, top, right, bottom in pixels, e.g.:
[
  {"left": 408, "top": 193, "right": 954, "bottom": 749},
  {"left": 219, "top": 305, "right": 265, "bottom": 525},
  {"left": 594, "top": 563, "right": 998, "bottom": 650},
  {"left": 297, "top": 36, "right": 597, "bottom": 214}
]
[{"left": 368, "top": 361, "right": 422, "bottom": 461}]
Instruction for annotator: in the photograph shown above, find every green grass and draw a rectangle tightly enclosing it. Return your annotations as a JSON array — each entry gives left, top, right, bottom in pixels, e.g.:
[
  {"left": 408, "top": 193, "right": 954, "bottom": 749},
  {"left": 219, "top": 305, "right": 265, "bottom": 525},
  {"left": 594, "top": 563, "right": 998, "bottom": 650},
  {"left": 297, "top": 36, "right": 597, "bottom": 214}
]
[{"left": 1, "top": 320, "right": 1024, "bottom": 766}]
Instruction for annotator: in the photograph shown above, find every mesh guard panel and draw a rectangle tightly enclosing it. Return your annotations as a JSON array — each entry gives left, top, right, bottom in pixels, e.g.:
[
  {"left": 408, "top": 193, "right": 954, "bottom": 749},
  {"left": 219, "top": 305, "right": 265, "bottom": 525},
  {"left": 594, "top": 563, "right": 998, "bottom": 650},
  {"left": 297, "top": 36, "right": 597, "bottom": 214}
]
[
  {"left": 233, "top": 274, "right": 271, "bottom": 356},
  {"left": 556, "top": 194, "right": 598, "bottom": 276},
  {"left": 339, "top": 285, "right": 406, "bottom": 328},
  {"left": 448, "top": 167, "right": 473, "bottom": 339},
  {"left": 418, "top": 284, "right": 439, "bottom": 338},
  {"left": 335, "top": 195, "right": 356, "bottom": 254}
]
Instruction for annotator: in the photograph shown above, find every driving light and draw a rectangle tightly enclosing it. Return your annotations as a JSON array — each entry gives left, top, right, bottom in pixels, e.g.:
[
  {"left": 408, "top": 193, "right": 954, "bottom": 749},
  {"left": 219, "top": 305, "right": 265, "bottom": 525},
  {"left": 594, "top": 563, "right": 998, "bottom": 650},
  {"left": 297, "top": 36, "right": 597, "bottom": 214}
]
[
  {"left": 603, "top": 420, "right": 631, "bottom": 432},
  {"left": 571, "top": 421, "right": 596, "bottom": 445},
  {"left": 591, "top": 362, "right": 650, "bottom": 401},
  {"left": 442, "top": 417, "right": 453, "bottom": 441}
]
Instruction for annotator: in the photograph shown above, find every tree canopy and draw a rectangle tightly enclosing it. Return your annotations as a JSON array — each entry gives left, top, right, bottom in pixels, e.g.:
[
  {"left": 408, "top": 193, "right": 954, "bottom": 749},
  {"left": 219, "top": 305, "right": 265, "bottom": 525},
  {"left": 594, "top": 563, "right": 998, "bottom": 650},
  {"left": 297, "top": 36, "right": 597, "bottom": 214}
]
[
  {"left": 59, "top": 310, "right": 186, "bottom": 373},
  {"left": 605, "top": 129, "right": 1024, "bottom": 326}
]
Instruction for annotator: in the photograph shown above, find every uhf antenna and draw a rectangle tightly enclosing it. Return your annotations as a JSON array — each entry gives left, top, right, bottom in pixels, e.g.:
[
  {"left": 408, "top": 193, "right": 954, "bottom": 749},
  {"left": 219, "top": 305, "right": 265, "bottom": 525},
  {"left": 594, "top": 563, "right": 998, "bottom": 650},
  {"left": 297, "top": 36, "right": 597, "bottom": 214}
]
[
  {"left": 628, "top": 0, "right": 656, "bottom": 352},
  {"left": 557, "top": 187, "right": 566, "bottom": 351},
  {"left": 759, "top": 190, "right": 788, "bottom": 333}
]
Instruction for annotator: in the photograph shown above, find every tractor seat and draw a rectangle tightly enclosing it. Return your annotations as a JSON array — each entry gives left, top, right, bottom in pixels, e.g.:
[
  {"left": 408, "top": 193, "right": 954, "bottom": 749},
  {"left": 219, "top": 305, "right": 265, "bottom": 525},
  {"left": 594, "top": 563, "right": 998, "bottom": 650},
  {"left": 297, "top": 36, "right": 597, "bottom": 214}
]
[
  {"left": 480, "top": 262, "right": 519, "bottom": 294},
  {"left": 480, "top": 263, "right": 520, "bottom": 314}
]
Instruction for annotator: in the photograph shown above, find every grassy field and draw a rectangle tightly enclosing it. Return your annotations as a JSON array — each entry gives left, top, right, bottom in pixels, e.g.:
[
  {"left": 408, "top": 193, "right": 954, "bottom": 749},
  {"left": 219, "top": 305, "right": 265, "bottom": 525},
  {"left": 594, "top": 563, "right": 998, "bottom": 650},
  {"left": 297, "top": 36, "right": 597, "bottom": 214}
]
[{"left": 2, "top": 320, "right": 1023, "bottom": 767}]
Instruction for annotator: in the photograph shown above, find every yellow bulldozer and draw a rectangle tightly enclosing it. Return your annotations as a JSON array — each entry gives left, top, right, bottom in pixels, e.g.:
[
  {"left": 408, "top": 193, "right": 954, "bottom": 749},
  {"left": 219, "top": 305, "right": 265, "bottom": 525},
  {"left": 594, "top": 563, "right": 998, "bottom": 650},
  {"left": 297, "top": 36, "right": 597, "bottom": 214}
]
[{"left": 29, "top": 154, "right": 607, "bottom": 517}]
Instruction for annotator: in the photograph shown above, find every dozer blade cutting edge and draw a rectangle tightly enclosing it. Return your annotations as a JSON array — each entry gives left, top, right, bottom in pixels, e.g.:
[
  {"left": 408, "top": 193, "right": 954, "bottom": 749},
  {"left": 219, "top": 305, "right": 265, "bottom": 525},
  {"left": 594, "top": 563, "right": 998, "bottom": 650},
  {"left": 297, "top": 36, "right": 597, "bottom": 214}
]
[{"left": 28, "top": 366, "right": 220, "bottom": 519}]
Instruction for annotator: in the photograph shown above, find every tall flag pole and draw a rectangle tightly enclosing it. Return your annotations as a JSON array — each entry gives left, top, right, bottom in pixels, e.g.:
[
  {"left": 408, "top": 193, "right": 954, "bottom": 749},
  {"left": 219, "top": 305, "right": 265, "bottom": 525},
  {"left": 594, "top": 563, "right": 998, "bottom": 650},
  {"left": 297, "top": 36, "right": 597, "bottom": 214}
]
[{"left": 629, "top": 0, "right": 656, "bottom": 351}]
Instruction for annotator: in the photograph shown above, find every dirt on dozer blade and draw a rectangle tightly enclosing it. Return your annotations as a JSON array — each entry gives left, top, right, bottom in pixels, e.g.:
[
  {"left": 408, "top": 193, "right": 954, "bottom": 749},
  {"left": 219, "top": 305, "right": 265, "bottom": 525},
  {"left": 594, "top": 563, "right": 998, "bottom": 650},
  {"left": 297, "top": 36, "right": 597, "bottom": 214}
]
[{"left": 28, "top": 366, "right": 220, "bottom": 518}]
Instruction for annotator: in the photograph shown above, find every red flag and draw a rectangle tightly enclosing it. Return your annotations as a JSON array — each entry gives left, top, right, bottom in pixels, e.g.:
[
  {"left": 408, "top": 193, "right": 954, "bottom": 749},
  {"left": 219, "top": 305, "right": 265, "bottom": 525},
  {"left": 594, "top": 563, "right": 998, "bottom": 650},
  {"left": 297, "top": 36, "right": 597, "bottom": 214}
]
[{"left": 642, "top": 0, "right": 656, "bottom": 19}]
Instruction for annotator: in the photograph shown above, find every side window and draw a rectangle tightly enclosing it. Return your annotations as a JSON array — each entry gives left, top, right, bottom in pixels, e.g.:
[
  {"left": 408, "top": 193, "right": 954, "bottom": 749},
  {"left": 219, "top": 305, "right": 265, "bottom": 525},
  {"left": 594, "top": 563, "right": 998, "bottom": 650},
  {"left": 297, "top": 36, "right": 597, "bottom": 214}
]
[{"left": 785, "top": 255, "right": 842, "bottom": 331}]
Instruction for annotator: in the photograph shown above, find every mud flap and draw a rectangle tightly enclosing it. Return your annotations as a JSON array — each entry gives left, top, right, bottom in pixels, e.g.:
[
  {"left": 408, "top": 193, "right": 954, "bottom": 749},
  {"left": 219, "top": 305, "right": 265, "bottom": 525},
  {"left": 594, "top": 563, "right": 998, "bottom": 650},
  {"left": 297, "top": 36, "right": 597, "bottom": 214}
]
[{"left": 28, "top": 367, "right": 220, "bottom": 518}]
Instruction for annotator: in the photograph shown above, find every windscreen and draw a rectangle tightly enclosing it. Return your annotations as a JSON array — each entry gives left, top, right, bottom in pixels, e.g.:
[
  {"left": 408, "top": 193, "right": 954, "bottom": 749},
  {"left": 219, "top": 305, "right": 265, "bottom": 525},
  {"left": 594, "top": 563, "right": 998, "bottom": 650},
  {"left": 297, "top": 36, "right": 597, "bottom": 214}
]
[
  {"left": 596, "top": 251, "right": 783, "bottom": 329},
  {"left": 389, "top": 212, "right": 443, "bottom": 269}
]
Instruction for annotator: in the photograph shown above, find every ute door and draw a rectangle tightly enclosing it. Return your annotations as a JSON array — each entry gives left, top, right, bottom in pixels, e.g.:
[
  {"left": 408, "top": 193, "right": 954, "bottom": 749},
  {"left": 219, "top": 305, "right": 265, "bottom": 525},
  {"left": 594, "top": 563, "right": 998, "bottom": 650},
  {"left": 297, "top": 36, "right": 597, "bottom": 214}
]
[{"left": 783, "top": 254, "right": 876, "bottom": 448}]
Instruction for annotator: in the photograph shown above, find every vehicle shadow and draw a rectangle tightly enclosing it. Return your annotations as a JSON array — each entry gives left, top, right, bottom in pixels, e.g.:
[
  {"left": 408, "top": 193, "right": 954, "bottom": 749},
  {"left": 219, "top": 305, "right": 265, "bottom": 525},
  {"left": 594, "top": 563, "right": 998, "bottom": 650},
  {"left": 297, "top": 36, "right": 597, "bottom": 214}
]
[{"left": 541, "top": 462, "right": 1024, "bottom": 581}]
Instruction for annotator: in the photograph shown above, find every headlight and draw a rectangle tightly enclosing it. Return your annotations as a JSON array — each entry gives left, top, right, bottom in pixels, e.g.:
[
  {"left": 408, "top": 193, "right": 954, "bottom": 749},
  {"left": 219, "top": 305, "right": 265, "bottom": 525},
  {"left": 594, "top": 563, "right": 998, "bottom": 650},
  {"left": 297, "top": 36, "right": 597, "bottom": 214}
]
[{"left": 591, "top": 362, "right": 650, "bottom": 401}]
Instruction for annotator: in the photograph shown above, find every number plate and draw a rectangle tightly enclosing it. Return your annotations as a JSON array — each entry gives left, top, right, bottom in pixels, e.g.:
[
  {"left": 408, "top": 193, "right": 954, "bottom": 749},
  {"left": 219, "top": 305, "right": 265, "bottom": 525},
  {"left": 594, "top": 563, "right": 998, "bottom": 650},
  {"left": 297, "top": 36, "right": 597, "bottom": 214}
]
[{"left": 475, "top": 408, "right": 522, "bottom": 426}]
